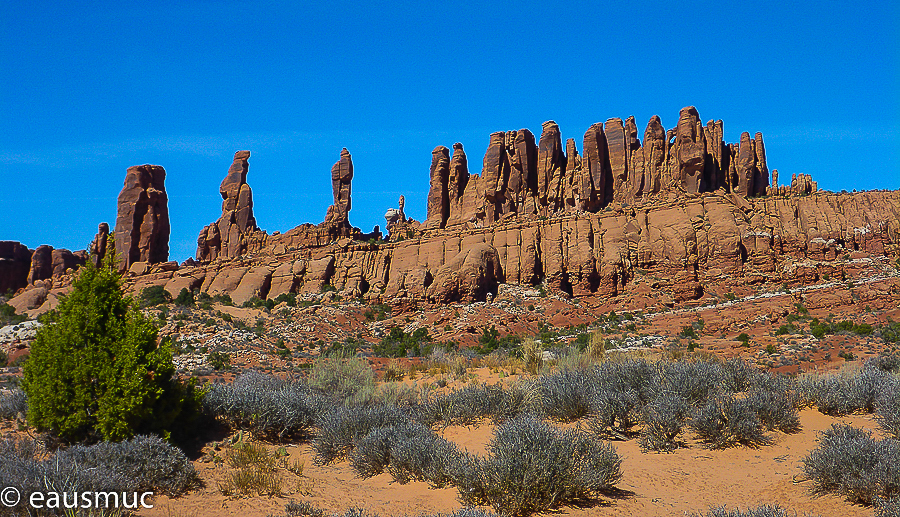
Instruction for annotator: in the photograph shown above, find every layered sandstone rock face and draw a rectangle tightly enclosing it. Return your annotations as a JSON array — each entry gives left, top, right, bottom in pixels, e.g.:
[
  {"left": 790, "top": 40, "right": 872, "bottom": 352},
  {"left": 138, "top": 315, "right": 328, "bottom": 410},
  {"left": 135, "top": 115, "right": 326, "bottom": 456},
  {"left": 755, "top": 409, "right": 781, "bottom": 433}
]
[
  {"left": 116, "top": 106, "right": 899, "bottom": 309},
  {"left": 115, "top": 164, "right": 170, "bottom": 270},
  {"left": 197, "top": 151, "right": 260, "bottom": 261}
]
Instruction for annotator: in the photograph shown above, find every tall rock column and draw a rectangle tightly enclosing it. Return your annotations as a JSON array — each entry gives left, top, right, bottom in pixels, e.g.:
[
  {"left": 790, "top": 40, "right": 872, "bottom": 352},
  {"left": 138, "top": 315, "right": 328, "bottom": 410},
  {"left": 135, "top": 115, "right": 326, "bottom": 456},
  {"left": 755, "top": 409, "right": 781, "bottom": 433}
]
[
  {"left": 513, "top": 129, "right": 538, "bottom": 216},
  {"left": 115, "top": 164, "right": 169, "bottom": 271},
  {"left": 673, "top": 106, "right": 706, "bottom": 194},
  {"left": 735, "top": 132, "right": 756, "bottom": 195},
  {"left": 424, "top": 145, "right": 451, "bottom": 229},
  {"left": 446, "top": 143, "right": 470, "bottom": 227},
  {"left": 753, "top": 132, "right": 769, "bottom": 196},
  {"left": 89, "top": 222, "right": 110, "bottom": 267},
  {"left": 605, "top": 117, "right": 628, "bottom": 202},
  {"left": 196, "top": 151, "right": 257, "bottom": 261},
  {"left": 481, "top": 132, "right": 507, "bottom": 224},
  {"left": 704, "top": 120, "right": 725, "bottom": 191},
  {"left": 538, "top": 121, "right": 566, "bottom": 213},
  {"left": 643, "top": 116, "right": 666, "bottom": 197},
  {"left": 583, "top": 123, "right": 609, "bottom": 208},
  {"left": 564, "top": 138, "right": 580, "bottom": 210},
  {"left": 329, "top": 148, "right": 354, "bottom": 222}
]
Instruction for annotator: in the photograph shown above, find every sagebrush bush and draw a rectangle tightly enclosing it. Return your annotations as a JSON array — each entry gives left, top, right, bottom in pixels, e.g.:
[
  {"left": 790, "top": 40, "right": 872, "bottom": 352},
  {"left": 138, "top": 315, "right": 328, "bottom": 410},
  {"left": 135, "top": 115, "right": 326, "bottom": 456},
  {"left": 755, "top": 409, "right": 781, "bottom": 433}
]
[
  {"left": 876, "top": 497, "right": 900, "bottom": 517},
  {"left": 802, "top": 424, "right": 900, "bottom": 505},
  {"left": 876, "top": 377, "right": 900, "bottom": 439},
  {"left": 689, "top": 505, "right": 815, "bottom": 517},
  {"left": 458, "top": 415, "right": 622, "bottom": 516},
  {"left": 745, "top": 388, "right": 801, "bottom": 433},
  {"left": 417, "top": 382, "right": 530, "bottom": 427},
  {"left": 652, "top": 360, "right": 723, "bottom": 405},
  {"left": 313, "top": 404, "right": 413, "bottom": 464},
  {"left": 639, "top": 394, "right": 690, "bottom": 452},
  {"left": 691, "top": 396, "right": 770, "bottom": 448},
  {"left": 0, "top": 388, "right": 26, "bottom": 420},
  {"left": 204, "top": 371, "right": 325, "bottom": 440},
  {"left": 0, "top": 434, "right": 198, "bottom": 515},
  {"left": 55, "top": 434, "right": 199, "bottom": 496},
  {"left": 796, "top": 364, "right": 890, "bottom": 415},
  {"left": 536, "top": 368, "right": 597, "bottom": 422},
  {"left": 350, "top": 422, "right": 462, "bottom": 487}
]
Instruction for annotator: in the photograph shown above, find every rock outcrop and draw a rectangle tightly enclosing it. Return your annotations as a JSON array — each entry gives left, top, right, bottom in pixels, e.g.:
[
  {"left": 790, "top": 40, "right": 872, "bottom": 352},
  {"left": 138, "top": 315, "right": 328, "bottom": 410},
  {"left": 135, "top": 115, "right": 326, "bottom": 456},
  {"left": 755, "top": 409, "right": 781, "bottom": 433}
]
[
  {"left": 89, "top": 223, "right": 110, "bottom": 267},
  {"left": 0, "top": 241, "right": 32, "bottom": 294},
  {"left": 197, "top": 151, "right": 259, "bottom": 261},
  {"left": 115, "top": 164, "right": 169, "bottom": 270},
  {"left": 327, "top": 148, "right": 354, "bottom": 224}
]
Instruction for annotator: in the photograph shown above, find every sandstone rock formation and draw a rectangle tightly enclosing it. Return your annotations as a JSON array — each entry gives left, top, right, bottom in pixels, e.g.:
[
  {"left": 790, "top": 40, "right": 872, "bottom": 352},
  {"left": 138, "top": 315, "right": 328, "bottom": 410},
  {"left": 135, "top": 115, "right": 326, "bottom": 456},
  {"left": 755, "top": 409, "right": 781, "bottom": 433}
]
[
  {"left": 197, "top": 151, "right": 259, "bottom": 261},
  {"left": 113, "top": 105, "right": 898, "bottom": 310},
  {"left": 89, "top": 223, "right": 110, "bottom": 267},
  {"left": 0, "top": 241, "right": 31, "bottom": 294},
  {"left": 327, "top": 148, "right": 354, "bottom": 223},
  {"left": 115, "top": 164, "right": 169, "bottom": 270}
]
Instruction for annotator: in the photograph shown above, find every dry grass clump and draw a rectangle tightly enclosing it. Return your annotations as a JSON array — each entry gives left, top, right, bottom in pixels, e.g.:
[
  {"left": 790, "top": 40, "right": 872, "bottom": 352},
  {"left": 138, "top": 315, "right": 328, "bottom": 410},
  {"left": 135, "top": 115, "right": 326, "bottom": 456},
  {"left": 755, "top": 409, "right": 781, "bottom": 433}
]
[
  {"left": 0, "top": 388, "right": 26, "bottom": 420},
  {"left": 382, "top": 360, "right": 405, "bottom": 382},
  {"left": 218, "top": 440, "right": 284, "bottom": 497}
]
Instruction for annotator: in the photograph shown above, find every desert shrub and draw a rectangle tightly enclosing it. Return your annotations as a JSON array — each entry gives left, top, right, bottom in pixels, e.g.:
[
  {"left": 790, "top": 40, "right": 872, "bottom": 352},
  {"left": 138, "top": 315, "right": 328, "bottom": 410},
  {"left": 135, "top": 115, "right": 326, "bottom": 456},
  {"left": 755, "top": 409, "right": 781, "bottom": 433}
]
[
  {"left": 22, "top": 257, "right": 198, "bottom": 443},
  {"left": 350, "top": 422, "right": 462, "bottom": 487},
  {"left": 876, "top": 498, "right": 900, "bottom": 517},
  {"left": 273, "top": 293, "right": 298, "bottom": 307},
  {"left": 876, "top": 377, "right": 900, "bottom": 439},
  {"left": 140, "top": 284, "right": 171, "bottom": 306},
  {"left": 689, "top": 506, "right": 812, "bottom": 517},
  {"left": 218, "top": 440, "right": 283, "bottom": 497},
  {"left": 796, "top": 364, "right": 890, "bottom": 415},
  {"left": 308, "top": 355, "right": 375, "bottom": 404},
  {"left": 203, "top": 371, "right": 324, "bottom": 440},
  {"left": 0, "top": 303, "right": 27, "bottom": 326},
  {"left": 472, "top": 325, "right": 521, "bottom": 355},
  {"left": 0, "top": 434, "right": 197, "bottom": 512},
  {"left": 639, "top": 394, "right": 690, "bottom": 452},
  {"left": 536, "top": 368, "right": 597, "bottom": 422},
  {"left": 353, "top": 381, "right": 420, "bottom": 407},
  {"left": 652, "top": 360, "right": 723, "bottom": 404},
  {"left": 174, "top": 287, "right": 195, "bottom": 307},
  {"left": 745, "top": 388, "right": 801, "bottom": 433},
  {"left": 0, "top": 388, "right": 26, "bottom": 420},
  {"left": 208, "top": 350, "right": 231, "bottom": 370},
  {"left": 522, "top": 337, "right": 543, "bottom": 374},
  {"left": 802, "top": 424, "right": 900, "bottom": 505},
  {"left": 374, "top": 326, "right": 433, "bottom": 358},
  {"left": 587, "top": 388, "right": 641, "bottom": 439},
  {"left": 721, "top": 358, "right": 762, "bottom": 393},
  {"left": 869, "top": 353, "right": 900, "bottom": 373},
  {"left": 458, "top": 415, "right": 622, "bottom": 516},
  {"left": 55, "top": 434, "right": 199, "bottom": 496},
  {"left": 691, "top": 396, "right": 770, "bottom": 448},
  {"left": 277, "top": 500, "right": 328, "bottom": 517},
  {"left": 382, "top": 359, "right": 405, "bottom": 381},
  {"left": 313, "top": 404, "right": 413, "bottom": 465},
  {"left": 418, "top": 382, "right": 530, "bottom": 427}
]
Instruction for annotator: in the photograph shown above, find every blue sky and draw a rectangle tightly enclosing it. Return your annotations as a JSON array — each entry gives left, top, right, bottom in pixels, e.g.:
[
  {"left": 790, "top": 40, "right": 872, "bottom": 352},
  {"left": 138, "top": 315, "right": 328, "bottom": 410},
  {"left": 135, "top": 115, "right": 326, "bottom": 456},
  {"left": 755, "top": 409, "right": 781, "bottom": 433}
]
[{"left": 2, "top": 0, "right": 898, "bottom": 262}]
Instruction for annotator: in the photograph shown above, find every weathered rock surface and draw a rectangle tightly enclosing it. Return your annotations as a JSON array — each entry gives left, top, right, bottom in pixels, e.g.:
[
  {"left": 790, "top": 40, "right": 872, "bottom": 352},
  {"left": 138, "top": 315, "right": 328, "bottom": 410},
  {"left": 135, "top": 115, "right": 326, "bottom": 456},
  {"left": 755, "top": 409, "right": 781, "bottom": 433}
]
[
  {"left": 0, "top": 241, "right": 31, "bottom": 294},
  {"left": 89, "top": 223, "right": 110, "bottom": 267},
  {"left": 115, "top": 164, "right": 169, "bottom": 271},
  {"left": 424, "top": 146, "right": 450, "bottom": 229},
  {"left": 328, "top": 148, "right": 354, "bottom": 222},
  {"left": 197, "top": 151, "right": 258, "bottom": 261}
]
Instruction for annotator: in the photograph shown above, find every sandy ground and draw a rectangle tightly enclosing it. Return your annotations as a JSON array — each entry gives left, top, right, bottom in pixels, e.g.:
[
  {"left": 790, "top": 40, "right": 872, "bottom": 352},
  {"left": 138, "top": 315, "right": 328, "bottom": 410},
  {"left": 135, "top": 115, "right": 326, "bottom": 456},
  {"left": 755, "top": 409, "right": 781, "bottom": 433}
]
[{"left": 139, "top": 408, "right": 883, "bottom": 517}]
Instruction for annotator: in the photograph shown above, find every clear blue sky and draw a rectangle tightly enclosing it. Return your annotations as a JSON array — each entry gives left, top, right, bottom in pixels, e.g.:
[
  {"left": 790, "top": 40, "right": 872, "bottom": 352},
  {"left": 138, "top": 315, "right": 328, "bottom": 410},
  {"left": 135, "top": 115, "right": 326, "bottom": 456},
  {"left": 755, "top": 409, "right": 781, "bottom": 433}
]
[{"left": 2, "top": 0, "right": 898, "bottom": 262}]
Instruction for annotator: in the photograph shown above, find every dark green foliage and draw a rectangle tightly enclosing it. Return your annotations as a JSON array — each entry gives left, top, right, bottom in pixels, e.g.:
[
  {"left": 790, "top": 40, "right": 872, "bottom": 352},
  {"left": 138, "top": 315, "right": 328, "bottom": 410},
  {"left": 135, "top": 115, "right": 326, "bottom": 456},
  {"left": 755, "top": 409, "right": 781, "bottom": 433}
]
[
  {"left": 802, "top": 424, "right": 900, "bottom": 505},
  {"left": 273, "top": 293, "right": 298, "bottom": 307},
  {"left": 0, "top": 303, "right": 26, "bottom": 326},
  {"left": 215, "top": 293, "right": 234, "bottom": 306},
  {"left": 735, "top": 333, "right": 751, "bottom": 345},
  {"left": 363, "top": 303, "right": 390, "bottom": 321},
  {"left": 852, "top": 323, "right": 874, "bottom": 336},
  {"left": 374, "top": 326, "right": 433, "bottom": 357},
  {"left": 140, "top": 284, "right": 171, "bottom": 306},
  {"left": 458, "top": 415, "right": 622, "bottom": 516},
  {"left": 473, "top": 325, "right": 522, "bottom": 355},
  {"left": 22, "top": 259, "right": 196, "bottom": 443},
  {"left": 203, "top": 371, "right": 325, "bottom": 440},
  {"left": 174, "top": 287, "right": 195, "bottom": 307},
  {"left": 0, "top": 348, "right": 6, "bottom": 367},
  {"left": 209, "top": 351, "right": 231, "bottom": 370},
  {"left": 680, "top": 326, "right": 699, "bottom": 339}
]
